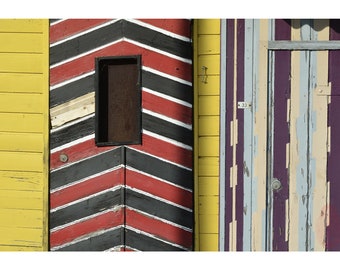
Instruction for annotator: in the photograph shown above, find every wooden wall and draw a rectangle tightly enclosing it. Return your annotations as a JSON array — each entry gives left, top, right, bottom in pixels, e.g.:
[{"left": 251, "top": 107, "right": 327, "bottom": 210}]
[{"left": 0, "top": 19, "right": 49, "bottom": 251}]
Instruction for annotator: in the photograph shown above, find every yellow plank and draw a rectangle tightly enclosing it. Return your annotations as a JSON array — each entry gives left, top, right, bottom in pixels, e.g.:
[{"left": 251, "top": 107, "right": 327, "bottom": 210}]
[
  {"left": 0, "top": 19, "right": 44, "bottom": 33},
  {"left": 198, "top": 137, "right": 219, "bottom": 157},
  {"left": 199, "top": 233, "right": 218, "bottom": 251},
  {"left": 0, "top": 33, "right": 44, "bottom": 53},
  {"left": 198, "top": 95, "right": 220, "bottom": 115},
  {"left": 0, "top": 93, "right": 43, "bottom": 113},
  {"left": 0, "top": 190, "right": 43, "bottom": 210},
  {"left": 198, "top": 75, "right": 220, "bottom": 96},
  {"left": 0, "top": 227, "right": 42, "bottom": 247},
  {"left": 198, "top": 19, "right": 220, "bottom": 35},
  {"left": 0, "top": 209, "right": 43, "bottom": 227},
  {"left": 199, "top": 214, "right": 218, "bottom": 233},
  {"left": 0, "top": 245, "right": 44, "bottom": 251},
  {"left": 0, "top": 171, "right": 43, "bottom": 191},
  {"left": 198, "top": 195, "right": 219, "bottom": 215},
  {"left": 198, "top": 176, "right": 219, "bottom": 196},
  {"left": 0, "top": 132, "right": 44, "bottom": 152},
  {"left": 0, "top": 53, "right": 44, "bottom": 73},
  {"left": 198, "top": 35, "right": 220, "bottom": 55},
  {"left": 0, "top": 113, "right": 43, "bottom": 133},
  {"left": 0, "top": 73, "right": 44, "bottom": 93},
  {"left": 198, "top": 157, "right": 219, "bottom": 176},
  {"left": 0, "top": 151, "right": 43, "bottom": 172},
  {"left": 198, "top": 55, "right": 220, "bottom": 75},
  {"left": 198, "top": 116, "right": 219, "bottom": 136}
]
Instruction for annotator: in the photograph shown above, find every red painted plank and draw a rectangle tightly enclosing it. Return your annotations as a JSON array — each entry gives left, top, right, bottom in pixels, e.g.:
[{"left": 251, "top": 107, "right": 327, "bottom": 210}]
[
  {"left": 142, "top": 90, "right": 192, "bottom": 125},
  {"left": 50, "top": 19, "right": 112, "bottom": 44},
  {"left": 137, "top": 19, "right": 191, "bottom": 38},
  {"left": 50, "top": 41, "right": 192, "bottom": 86},
  {"left": 50, "top": 168, "right": 124, "bottom": 209},
  {"left": 50, "top": 208, "right": 124, "bottom": 248},
  {"left": 126, "top": 208, "right": 192, "bottom": 248},
  {"left": 126, "top": 168, "right": 192, "bottom": 209}
]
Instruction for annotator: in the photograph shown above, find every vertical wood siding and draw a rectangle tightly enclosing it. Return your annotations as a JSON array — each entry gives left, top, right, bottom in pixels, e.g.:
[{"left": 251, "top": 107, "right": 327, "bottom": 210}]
[
  {"left": 194, "top": 19, "right": 220, "bottom": 251},
  {"left": 49, "top": 19, "right": 193, "bottom": 251},
  {"left": 0, "top": 19, "right": 49, "bottom": 251}
]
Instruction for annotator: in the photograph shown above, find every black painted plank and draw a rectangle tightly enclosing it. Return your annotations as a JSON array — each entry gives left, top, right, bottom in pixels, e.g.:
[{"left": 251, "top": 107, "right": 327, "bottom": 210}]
[
  {"left": 50, "top": 147, "right": 123, "bottom": 190},
  {"left": 125, "top": 188, "right": 193, "bottom": 229},
  {"left": 56, "top": 227, "right": 123, "bottom": 251},
  {"left": 126, "top": 148, "right": 193, "bottom": 190},
  {"left": 50, "top": 188, "right": 123, "bottom": 228},
  {"left": 125, "top": 229, "right": 185, "bottom": 251}
]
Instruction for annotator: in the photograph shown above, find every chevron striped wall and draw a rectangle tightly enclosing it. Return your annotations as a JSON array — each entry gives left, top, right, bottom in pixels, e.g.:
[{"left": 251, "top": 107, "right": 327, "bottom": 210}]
[{"left": 49, "top": 19, "right": 193, "bottom": 251}]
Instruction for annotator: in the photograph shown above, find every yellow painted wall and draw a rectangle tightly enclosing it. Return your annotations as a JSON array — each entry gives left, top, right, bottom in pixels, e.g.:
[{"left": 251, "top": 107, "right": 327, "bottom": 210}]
[
  {"left": 0, "top": 19, "right": 49, "bottom": 251},
  {"left": 194, "top": 19, "right": 220, "bottom": 251}
]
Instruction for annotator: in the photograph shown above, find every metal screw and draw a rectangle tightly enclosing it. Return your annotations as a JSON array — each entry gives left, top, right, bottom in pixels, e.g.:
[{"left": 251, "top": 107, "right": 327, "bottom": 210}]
[
  {"left": 271, "top": 178, "right": 282, "bottom": 191},
  {"left": 59, "top": 153, "right": 68, "bottom": 163}
]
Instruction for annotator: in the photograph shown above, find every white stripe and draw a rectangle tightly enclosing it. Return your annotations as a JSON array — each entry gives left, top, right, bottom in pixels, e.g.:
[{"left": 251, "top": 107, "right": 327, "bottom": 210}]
[
  {"left": 126, "top": 165, "right": 192, "bottom": 192},
  {"left": 127, "top": 146, "right": 192, "bottom": 171},
  {"left": 126, "top": 206, "right": 192, "bottom": 232},
  {"left": 50, "top": 185, "right": 123, "bottom": 212},
  {"left": 142, "top": 66, "right": 192, "bottom": 86},
  {"left": 50, "top": 113, "right": 94, "bottom": 134},
  {"left": 142, "top": 87, "right": 192, "bottom": 108},
  {"left": 124, "top": 37, "right": 192, "bottom": 64},
  {"left": 142, "top": 108, "right": 192, "bottom": 130},
  {"left": 51, "top": 133, "right": 94, "bottom": 154},
  {"left": 50, "top": 19, "right": 119, "bottom": 47},
  {"left": 125, "top": 225, "right": 189, "bottom": 250},
  {"left": 127, "top": 18, "right": 191, "bottom": 42},
  {"left": 50, "top": 19, "right": 67, "bottom": 26},
  {"left": 50, "top": 71, "right": 95, "bottom": 90},
  {"left": 142, "top": 129, "right": 192, "bottom": 151}
]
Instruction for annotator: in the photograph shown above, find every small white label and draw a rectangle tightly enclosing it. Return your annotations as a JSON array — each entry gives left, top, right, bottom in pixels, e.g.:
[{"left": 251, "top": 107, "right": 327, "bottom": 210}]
[{"left": 237, "top": 102, "right": 251, "bottom": 109}]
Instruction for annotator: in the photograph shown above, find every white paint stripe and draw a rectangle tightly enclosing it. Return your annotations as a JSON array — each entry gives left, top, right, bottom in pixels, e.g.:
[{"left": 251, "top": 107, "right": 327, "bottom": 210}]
[
  {"left": 51, "top": 224, "right": 124, "bottom": 251},
  {"left": 142, "top": 66, "right": 192, "bottom": 86},
  {"left": 50, "top": 19, "right": 119, "bottom": 47},
  {"left": 126, "top": 206, "right": 192, "bottom": 232},
  {"left": 50, "top": 71, "right": 95, "bottom": 90},
  {"left": 125, "top": 225, "right": 189, "bottom": 251},
  {"left": 128, "top": 18, "right": 191, "bottom": 42},
  {"left": 50, "top": 19, "right": 67, "bottom": 26},
  {"left": 50, "top": 112, "right": 94, "bottom": 134},
  {"left": 50, "top": 133, "right": 94, "bottom": 154},
  {"left": 142, "top": 87, "right": 192, "bottom": 108},
  {"left": 127, "top": 145, "right": 192, "bottom": 171},
  {"left": 50, "top": 185, "right": 123, "bottom": 213},
  {"left": 142, "top": 129, "right": 192, "bottom": 151},
  {"left": 126, "top": 165, "right": 192, "bottom": 192},
  {"left": 142, "top": 108, "right": 192, "bottom": 130},
  {"left": 125, "top": 186, "right": 192, "bottom": 212}
]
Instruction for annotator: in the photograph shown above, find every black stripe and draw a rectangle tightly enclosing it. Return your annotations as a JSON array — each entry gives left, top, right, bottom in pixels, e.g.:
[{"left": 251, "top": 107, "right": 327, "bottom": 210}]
[
  {"left": 125, "top": 188, "right": 193, "bottom": 229},
  {"left": 50, "top": 147, "right": 123, "bottom": 190},
  {"left": 143, "top": 112, "right": 193, "bottom": 147},
  {"left": 50, "top": 117, "right": 94, "bottom": 149},
  {"left": 125, "top": 229, "right": 185, "bottom": 251},
  {"left": 55, "top": 227, "right": 123, "bottom": 251},
  {"left": 50, "top": 188, "right": 123, "bottom": 228},
  {"left": 50, "top": 70, "right": 192, "bottom": 109},
  {"left": 50, "top": 19, "right": 191, "bottom": 66},
  {"left": 126, "top": 148, "right": 193, "bottom": 190},
  {"left": 50, "top": 74, "right": 94, "bottom": 108},
  {"left": 142, "top": 70, "right": 193, "bottom": 104}
]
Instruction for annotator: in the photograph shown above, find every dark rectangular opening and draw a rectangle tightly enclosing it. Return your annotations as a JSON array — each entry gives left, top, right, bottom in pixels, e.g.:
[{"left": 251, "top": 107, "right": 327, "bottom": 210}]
[{"left": 95, "top": 55, "right": 142, "bottom": 146}]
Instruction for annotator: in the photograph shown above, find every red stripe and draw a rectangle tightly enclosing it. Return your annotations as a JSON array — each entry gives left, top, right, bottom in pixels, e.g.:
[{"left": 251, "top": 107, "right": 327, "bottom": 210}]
[
  {"left": 142, "top": 90, "right": 192, "bottom": 125},
  {"left": 137, "top": 19, "right": 191, "bottom": 38},
  {"left": 126, "top": 208, "right": 192, "bottom": 248},
  {"left": 50, "top": 41, "right": 192, "bottom": 86},
  {"left": 50, "top": 139, "right": 115, "bottom": 170},
  {"left": 126, "top": 169, "right": 192, "bottom": 209},
  {"left": 50, "top": 168, "right": 124, "bottom": 209},
  {"left": 50, "top": 209, "right": 124, "bottom": 248},
  {"left": 50, "top": 19, "right": 112, "bottom": 44}
]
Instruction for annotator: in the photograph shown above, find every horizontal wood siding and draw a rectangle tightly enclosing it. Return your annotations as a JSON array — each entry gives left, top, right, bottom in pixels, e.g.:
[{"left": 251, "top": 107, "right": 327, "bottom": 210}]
[{"left": 0, "top": 19, "right": 49, "bottom": 251}]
